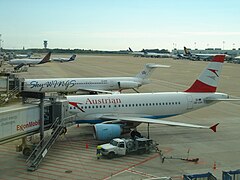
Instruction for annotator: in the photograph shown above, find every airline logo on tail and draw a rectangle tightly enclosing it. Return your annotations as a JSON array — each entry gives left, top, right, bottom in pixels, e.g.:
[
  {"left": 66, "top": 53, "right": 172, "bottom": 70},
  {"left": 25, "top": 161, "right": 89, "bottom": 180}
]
[
  {"left": 185, "top": 55, "right": 225, "bottom": 93},
  {"left": 69, "top": 54, "right": 77, "bottom": 61},
  {"left": 39, "top": 52, "right": 51, "bottom": 64}
]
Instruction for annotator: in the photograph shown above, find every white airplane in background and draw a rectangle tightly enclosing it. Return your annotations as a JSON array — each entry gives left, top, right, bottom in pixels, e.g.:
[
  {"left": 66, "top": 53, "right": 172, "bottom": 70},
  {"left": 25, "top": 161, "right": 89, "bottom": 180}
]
[
  {"left": 129, "top": 47, "right": 177, "bottom": 58},
  {"left": 15, "top": 53, "right": 31, "bottom": 59},
  {"left": 128, "top": 47, "right": 146, "bottom": 57},
  {"left": 67, "top": 55, "right": 239, "bottom": 141},
  {"left": 8, "top": 52, "right": 51, "bottom": 67},
  {"left": 51, "top": 54, "right": 76, "bottom": 63},
  {"left": 182, "top": 47, "right": 230, "bottom": 61},
  {"left": 23, "top": 63, "right": 168, "bottom": 93}
]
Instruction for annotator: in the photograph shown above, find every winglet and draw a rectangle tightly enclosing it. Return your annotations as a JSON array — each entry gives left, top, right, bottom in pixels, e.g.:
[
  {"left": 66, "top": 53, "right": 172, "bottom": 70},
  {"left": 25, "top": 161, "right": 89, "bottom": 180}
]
[{"left": 210, "top": 123, "right": 219, "bottom": 132}]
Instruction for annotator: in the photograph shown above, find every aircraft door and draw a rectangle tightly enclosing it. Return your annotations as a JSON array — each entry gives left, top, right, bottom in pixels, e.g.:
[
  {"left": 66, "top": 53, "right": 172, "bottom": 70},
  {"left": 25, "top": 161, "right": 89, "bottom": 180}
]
[
  {"left": 187, "top": 95, "right": 193, "bottom": 109},
  {"left": 117, "top": 142, "right": 126, "bottom": 155}
]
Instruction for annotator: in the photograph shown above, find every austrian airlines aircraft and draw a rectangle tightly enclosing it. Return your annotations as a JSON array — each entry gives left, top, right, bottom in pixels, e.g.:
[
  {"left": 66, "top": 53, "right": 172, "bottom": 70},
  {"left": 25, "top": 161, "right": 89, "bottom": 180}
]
[
  {"left": 23, "top": 63, "right": 167, "bottom": 93},
  {"left": 8, "top": 52, "right": 51, "bottom": 66},
  {"left": 67, "top": 55, "right": 237, "bottom": 141}
]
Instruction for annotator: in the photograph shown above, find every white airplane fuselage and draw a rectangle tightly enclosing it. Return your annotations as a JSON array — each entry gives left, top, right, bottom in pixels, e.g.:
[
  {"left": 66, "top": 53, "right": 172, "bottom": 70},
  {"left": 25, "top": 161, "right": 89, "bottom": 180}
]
[
  {"left": 23, "top": 77, "right": 146, "bottom": 92},
  {"left": 67, "top": 92, "right": 228, "bottom": 123},
  {"left": 8, "top": 59, "right": 42, "bottom": 65}
]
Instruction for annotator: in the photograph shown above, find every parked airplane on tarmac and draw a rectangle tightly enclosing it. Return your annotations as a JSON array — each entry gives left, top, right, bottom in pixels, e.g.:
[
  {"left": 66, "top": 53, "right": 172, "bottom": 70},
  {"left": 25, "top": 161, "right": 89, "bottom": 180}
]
[
  {"left": 67, "top": 55, "right": 239, "bottom": 141},
  {"left": 8, "top": 52, "right": 51, "bottom": 67},
  {"left": 23, "top": 63, "right": 168, "bottom": 93},
  {"left": 129, "top": 47, "right": 177, "bottom": 58},
  {"left": 51, "top": 54, "right": 76, "bottom": 63},
  {"left": 128, "top": 47, "right": 146, "bottom": 57},
  {"left": 181, "top": 47, "right": 230, "bottom": 61}
]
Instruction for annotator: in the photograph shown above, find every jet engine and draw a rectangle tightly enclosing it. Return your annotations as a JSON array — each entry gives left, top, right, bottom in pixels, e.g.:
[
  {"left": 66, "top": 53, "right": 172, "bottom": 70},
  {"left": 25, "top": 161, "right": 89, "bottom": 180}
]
[
  {"left": 93, "top": 124, "right": 122, "bottom": 141},
  {"left": 117, "top": 81, "right": 140, "bottom": 89}
]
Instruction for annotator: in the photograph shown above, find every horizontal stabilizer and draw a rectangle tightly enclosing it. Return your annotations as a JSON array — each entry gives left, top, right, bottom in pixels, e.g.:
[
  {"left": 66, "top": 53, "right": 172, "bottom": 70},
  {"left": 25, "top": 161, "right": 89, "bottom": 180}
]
[
  {"left": 100, "top": 115, "right": 218, "bottom": 132},
  {"left": 205, "top": 98, "right": 240, "bottom": 102}
]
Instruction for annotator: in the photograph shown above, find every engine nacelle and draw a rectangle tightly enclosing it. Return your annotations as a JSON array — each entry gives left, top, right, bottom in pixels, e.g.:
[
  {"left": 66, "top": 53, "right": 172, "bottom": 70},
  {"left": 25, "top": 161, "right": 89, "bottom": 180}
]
[
  {"left": 93, "top": 124, "right": 122, "bottom": 141},
  {"left": 118, "top": 81, "right": 140, "bottom": 89}
]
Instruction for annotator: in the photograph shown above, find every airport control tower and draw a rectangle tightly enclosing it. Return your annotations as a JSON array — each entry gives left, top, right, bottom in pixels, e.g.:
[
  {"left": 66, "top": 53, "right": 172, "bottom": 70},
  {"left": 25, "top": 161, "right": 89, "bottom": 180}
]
[{"left": 43, "top": 40, "right": 48, "bottom": 49}]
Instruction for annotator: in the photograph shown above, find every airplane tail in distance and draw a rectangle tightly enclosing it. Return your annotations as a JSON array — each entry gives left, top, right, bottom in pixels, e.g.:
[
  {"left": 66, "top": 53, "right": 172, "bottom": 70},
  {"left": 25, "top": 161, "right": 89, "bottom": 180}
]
[
  {"left": 69, "top": 54, "right": 76, "bottom": 61},
  {"left": 136, "top": 63, "right": 169, "bottom": 79},
  {"left": 184, "top": 46, "right": 191, "bottom": 55},
  {"left": 128, "top": 47, "right": 133, "bottom": 52},
  {"left": 39, "top": 52, "right": 51, "bottom": 64},
  {"left": 185, "top": 55, "right": 225, "bottom": 93}
]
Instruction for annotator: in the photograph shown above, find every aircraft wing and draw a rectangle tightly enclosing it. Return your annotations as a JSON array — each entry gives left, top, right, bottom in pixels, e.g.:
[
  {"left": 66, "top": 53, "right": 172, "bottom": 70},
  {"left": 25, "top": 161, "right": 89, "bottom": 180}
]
[{"left": 100, "top": 115, "right": 218, "bottom": 132}]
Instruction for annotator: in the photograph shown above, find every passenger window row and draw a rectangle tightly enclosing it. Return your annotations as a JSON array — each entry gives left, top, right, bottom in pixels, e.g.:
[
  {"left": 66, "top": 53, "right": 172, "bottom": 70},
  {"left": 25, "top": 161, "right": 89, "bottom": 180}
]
[{"left": 69, "top": 101, "right": 181, "bottom": 110}]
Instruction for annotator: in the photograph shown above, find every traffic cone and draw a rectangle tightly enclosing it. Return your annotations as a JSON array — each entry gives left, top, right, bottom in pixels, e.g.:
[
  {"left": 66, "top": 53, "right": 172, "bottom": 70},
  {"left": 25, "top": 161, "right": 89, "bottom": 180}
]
[
  {"left": 86, "top": 143, "right": 89, "bottom": 149},
  {"left": 213, "top": 161, "right": 217, "bottom": 170}
]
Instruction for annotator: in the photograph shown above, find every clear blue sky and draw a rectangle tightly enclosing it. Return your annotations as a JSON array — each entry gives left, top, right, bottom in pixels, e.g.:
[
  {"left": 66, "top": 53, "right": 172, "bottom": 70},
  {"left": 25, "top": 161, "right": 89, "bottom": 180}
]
[{"left": 1, "top": 0, "right": 240, "bottom": 50}]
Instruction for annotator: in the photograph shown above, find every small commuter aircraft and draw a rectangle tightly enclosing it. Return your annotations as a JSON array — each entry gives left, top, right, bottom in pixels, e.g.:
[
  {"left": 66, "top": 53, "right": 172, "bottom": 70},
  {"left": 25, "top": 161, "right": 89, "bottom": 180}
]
[
  {"left": 67, "top": 55, "right": 239, "bottom": 141},
  {"left": 8, "top": 52, "right": 51, "bottom": 66},
  {"left": 23, "top": 63, "right": 168, "bottom": 93},
  {"left": 51, "top": 54, "right": 76, "bottom": 63}
]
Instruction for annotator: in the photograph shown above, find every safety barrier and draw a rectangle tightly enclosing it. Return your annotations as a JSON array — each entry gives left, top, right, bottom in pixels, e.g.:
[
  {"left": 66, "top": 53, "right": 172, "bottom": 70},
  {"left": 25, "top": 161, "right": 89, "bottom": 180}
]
[
  {"left": 222, "top": 169, "right": 240, "bottom": 180},
  {"left": 183, "top": 172, "right": 217, "bottom": 180}
]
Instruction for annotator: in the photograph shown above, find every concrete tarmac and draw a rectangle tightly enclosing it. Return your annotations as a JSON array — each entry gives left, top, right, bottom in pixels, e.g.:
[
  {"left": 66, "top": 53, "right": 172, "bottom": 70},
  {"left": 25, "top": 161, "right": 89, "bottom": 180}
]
[{"left": 0, "top": 54, "right": 239, "bottom": 179}]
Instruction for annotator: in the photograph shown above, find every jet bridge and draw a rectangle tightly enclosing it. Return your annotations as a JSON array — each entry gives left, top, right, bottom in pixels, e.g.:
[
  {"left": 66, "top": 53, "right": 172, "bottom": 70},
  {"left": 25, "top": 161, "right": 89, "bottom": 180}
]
[{"left": 0, "top": 92, "right": 75, "bottom": 158}]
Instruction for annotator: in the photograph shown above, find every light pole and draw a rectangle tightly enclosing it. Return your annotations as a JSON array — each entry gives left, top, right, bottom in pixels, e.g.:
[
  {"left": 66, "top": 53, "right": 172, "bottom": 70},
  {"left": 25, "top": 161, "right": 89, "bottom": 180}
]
[{"left": 222, "top": 41, "right": 225, "bottom": 50}]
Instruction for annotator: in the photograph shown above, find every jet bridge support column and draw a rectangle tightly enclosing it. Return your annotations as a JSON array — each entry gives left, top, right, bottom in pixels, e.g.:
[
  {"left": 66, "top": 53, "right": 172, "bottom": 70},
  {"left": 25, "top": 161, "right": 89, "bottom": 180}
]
[{"left": 40, "top": 98, "right": 44, "bottom": 142}]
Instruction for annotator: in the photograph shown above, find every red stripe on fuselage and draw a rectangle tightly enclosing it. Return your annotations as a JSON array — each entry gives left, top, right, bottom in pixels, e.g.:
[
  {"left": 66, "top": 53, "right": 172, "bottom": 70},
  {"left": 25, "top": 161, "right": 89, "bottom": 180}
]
[{"left": 185, "top": 80, "right": 216, "bottom": 93}]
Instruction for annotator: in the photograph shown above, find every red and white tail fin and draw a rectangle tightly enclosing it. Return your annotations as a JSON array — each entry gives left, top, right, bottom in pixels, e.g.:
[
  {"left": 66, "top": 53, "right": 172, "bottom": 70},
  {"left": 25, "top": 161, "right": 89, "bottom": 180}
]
[{"left": 185, "top": 55, "right": 225, "bottom": 93}]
